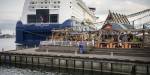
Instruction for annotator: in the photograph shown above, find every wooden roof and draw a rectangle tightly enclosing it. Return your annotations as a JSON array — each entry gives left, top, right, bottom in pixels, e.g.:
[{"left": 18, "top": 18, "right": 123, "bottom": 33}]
[{"left": 105, "top": 10, "right": 130, "bottom": 25}]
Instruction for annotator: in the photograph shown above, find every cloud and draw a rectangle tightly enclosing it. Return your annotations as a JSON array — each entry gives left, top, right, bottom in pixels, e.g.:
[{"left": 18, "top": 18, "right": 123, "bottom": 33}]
[
  {"left": 83, "top": 0, "right": 149, "bottom": 13},
  {"left": 0, "top": 0, "right": 24, "bottom": 21},
  {"left": 0, "top": 0, "right": 149, "bottom": 22},
  {"left": 83, "top": 0, "right": 150, "bottom": 21}
]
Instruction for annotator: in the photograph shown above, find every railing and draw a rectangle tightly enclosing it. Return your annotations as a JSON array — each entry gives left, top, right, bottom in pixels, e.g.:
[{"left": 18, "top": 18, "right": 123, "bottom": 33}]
[
  {"left": 40, "top": 40, "right": 144, "bottom": 49},
  {"left": 40, "top": 40, "right": 94, "bottom": 47},
  {"left": 95, "top": 42, "right": 143, "bottom": 48}
]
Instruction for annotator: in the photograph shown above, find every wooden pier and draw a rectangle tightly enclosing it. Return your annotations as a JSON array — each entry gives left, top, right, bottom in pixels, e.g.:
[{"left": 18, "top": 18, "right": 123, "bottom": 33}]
[{"left": 0, "top": 48, "right": 150, "bottom": 75}]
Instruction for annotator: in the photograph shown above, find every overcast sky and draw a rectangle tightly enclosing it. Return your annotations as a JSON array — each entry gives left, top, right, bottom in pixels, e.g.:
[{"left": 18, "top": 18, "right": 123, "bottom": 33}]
[{"left": 0, "top": 0, "right": 150, "bottom": 23}]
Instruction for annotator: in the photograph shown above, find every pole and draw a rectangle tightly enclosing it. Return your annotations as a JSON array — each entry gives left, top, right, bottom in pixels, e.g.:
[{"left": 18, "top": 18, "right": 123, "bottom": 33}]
[
  {"left": 147, "top": 65, "right": 149, "bottom": 75},
  {"left": 142, "top": 24, "right": 145, "bottom": 48}
]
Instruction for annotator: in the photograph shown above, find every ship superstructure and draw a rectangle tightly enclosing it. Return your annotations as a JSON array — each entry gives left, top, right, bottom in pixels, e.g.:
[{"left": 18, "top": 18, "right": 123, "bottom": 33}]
[{"left": 16, "top": 0, "right": 96, "bottom": 46}]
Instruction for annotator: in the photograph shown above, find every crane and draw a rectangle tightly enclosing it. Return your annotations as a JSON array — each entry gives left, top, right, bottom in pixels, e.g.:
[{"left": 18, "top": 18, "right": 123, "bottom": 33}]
[{"left": 127, "top": 9, "right": 150, "bottom": 29}]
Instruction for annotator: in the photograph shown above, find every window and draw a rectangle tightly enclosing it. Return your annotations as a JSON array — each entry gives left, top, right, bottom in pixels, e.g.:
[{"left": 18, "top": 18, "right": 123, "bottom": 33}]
[
  {"left": 36, "top": 9, "right": 49, "bottom": 23},
  {"left": 27, "top": 9, "right": 58, "bottom": 23},
  {"left": 27, "top": 15, "right": 36, "bottom": 23},
  {"left": 31, "top": 2, "right": 35, "bottom": 4},
  {"left": 50, "top": 14, "right": 58, "bottom": 23},
  {"left": 58, "top": 1, "right": 60, "bottom": 4}
]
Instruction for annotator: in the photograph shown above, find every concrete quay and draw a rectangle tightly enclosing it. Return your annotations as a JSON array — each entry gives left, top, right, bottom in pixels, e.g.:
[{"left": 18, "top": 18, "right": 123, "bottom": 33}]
[{"left": 0, "top": 48, "right": 150, "bottom": 75}]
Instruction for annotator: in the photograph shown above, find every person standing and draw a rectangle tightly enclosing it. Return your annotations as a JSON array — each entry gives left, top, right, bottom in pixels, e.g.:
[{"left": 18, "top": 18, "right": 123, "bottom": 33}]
[{"left": 79, "top": 41, "right": 85, "bottom": 54}]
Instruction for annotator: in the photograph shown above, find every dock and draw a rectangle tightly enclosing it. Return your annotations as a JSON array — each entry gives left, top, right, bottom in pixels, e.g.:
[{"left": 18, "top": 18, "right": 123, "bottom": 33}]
[{"left": 0, "top": 48, "right": 150, "bottom": 75}]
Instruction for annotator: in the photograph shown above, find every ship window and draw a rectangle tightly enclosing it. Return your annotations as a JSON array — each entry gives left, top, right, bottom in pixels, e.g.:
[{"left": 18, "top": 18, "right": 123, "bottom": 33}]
[
  {"left": 50, "top": 14, "right": 58, "bottom": 23},
  {"left": 27, "top": 15, "right": 36, "bottom": 23},
  {"left": 31, "top": 2, "right": 35, "bottom": 4},
  {"left": 54, "top": 1, "right": 56, "bottom": 4},
  {"left": 36, "top": 9, "right": 49, "bottom": 23},
  {"left": 58, "top": 1, "right": 60, "bottom": 4}
]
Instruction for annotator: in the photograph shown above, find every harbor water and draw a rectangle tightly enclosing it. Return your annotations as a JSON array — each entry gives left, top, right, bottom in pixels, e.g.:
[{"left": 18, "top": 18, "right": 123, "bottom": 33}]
[
  {"left": 0, "top": 65, "right": 127, "bottom": 75},
  {"left": 0, "top": 38, "right": 16, "bottom": 52}
]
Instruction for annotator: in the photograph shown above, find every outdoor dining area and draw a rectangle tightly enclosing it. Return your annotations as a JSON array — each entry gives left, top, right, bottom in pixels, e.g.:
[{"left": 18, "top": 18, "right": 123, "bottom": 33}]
[
  {"left": 94, "top": 29, "right": 144, "bottom": 48},
  {"left": 45, "top": 27, "right": 148, "bottom": 49}
]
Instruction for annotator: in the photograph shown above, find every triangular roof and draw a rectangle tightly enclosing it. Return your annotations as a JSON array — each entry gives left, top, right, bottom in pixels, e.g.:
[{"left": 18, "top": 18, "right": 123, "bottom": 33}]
[
  {"left": 101, "top": 10, "right": 134, "bottom": 31},
  {"left": 105, "top": 10, "right": 130, "bottom": 25}
]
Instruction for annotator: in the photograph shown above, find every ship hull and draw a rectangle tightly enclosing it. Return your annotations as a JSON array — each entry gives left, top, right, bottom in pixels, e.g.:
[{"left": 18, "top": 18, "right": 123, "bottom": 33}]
[{"left": 16, "top": 20, "right": 73, "bottom": 46}]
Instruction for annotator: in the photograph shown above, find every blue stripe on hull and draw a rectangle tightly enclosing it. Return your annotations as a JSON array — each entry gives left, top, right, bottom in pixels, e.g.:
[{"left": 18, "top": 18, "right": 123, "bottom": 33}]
[{"left": 16, "top": 20, "right": 73, "bottom": 46}]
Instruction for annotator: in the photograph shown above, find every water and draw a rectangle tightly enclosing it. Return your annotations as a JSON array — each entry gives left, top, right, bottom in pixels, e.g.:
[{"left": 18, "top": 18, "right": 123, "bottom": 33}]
[
  {"left": 0, "top": 65, "right": 127, "bottom": 75},
  {"left": 0, "top": 38, "right": 16, "bottom": 51}
]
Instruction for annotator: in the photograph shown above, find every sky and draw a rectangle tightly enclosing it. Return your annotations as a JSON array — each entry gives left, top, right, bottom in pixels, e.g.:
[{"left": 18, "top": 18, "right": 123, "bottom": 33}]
[{"left": 0, "top": 0, "right": 150, "bottom": 33}]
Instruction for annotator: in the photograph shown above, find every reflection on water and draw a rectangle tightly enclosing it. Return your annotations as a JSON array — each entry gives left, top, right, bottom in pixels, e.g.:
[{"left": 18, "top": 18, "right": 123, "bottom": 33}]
[{"left": 0, "top": 65, "right": 126, "bottom": 75}]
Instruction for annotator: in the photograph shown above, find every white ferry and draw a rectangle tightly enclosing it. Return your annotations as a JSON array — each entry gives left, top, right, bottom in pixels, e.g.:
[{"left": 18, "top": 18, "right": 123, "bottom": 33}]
[{"left": 16, "top": 0, "right": 97, "bottom": 46}]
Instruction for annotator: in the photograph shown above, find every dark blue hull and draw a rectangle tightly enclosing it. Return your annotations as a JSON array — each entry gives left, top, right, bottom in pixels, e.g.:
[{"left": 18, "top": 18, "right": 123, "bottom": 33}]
[{"left": 16, "top": 20, "right": 73, "bottom": 46}]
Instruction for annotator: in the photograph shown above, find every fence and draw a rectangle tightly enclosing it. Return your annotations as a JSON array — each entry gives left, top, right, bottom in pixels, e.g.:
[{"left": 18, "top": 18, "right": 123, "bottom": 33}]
[{"left": 40, "top": 40, "right": 94, "bottom": 47}]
